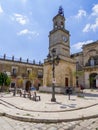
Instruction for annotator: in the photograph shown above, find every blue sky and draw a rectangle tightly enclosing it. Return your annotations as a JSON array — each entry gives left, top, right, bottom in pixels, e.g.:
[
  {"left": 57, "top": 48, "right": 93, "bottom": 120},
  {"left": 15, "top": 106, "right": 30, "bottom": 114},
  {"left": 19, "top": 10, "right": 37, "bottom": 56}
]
[{"left": 0, "top": 0, "right": 98, "bottom": 63}]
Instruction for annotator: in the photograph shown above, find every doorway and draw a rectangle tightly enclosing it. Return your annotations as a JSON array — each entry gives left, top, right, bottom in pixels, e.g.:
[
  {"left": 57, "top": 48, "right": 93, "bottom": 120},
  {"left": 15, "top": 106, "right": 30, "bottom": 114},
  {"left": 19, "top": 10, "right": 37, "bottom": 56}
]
[
  {"left": 65, "top": 77, "right": 68, "bottom": 87},
  {"left": 89, "top": 73, "right": 97, "bottom": 88},
  {"left": 25, "top": 81, "right": 31, "bottom": 92}
]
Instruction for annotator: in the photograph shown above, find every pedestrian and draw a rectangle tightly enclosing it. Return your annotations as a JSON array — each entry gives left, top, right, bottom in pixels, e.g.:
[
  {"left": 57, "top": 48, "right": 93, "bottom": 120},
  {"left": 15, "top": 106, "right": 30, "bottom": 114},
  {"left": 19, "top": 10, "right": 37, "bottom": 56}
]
[{"left": 13, "top": 86, "right": 16, "bottom": 96}]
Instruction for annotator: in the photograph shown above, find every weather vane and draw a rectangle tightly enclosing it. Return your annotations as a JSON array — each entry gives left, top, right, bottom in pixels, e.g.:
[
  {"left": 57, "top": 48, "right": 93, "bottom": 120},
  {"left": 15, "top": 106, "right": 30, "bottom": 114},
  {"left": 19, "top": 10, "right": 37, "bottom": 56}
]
[{"left": 58, "top": 6, "right": 64, "bottom": 16}]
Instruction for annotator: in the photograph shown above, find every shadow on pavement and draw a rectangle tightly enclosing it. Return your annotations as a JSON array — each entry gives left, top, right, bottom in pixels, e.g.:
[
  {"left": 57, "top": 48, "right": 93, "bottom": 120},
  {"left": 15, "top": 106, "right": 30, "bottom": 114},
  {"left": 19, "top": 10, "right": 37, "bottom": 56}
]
[{"left": 84, "top": 92, "right": 98, "bottom": 98}]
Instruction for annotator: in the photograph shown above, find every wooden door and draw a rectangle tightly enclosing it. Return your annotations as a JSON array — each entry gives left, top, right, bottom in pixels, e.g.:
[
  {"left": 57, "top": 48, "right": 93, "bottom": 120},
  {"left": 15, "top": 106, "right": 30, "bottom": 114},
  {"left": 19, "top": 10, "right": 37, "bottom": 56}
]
[{"left": 65, "top": 77, "right": 68, "bottom": 87}]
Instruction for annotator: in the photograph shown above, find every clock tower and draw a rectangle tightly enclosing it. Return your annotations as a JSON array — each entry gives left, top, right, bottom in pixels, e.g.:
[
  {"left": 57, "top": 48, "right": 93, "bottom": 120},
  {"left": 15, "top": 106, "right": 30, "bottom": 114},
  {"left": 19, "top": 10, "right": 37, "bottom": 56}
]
[
  {"left": 49, "top": 6, "right": 70, "bottom": 58},
  {"left": 43, "top": 6, "right": 76, "bottom": 90}
]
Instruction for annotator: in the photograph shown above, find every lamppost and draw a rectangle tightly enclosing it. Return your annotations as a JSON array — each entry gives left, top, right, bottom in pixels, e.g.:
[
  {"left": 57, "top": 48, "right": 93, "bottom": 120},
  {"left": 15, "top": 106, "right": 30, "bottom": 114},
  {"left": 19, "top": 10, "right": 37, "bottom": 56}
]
[
  {"left": 76, "top": 62, "right": 79, "bottom": 87},
  {"left": 47, "top": 48, "right": 60, "bottom": 102}
]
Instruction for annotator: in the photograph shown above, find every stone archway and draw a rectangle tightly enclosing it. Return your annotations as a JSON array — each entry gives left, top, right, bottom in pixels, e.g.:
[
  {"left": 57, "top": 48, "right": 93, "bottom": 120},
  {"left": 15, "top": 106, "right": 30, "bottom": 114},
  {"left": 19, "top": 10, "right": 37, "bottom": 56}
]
[
  {"left": 25, "top": 81, "right": 31, "bottom": 92},
  {"left": 89, "top": 73, "right": 97, "bottom": 88}
]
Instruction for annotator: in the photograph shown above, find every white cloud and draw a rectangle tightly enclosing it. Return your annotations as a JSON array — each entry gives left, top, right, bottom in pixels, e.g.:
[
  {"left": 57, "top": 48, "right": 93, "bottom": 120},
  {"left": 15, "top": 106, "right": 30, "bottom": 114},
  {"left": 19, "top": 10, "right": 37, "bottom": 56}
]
[
  {"left": 12, "top": 13, "right": 29, "bottom": 25},
  {"left": 71, "top": 40, "right": 93, "bottom": 51},
  {"left": 17, "top": 29, "right": 39, "bottom": 38},
  {"left": 75, "top": 9, "right": 87, "bottom": 19},
  {"left": 83, "top": 24, "right": 91, "bottom": 32},
  {"left": 90, "top": 18, "right": 98, "bottom": 31},
  {"left": 17, "top": 29, "right": 29, "bottom": 35},
  {"left": 83, "top": 18, "right": 98, "bottom": 32},
  {"left": 0, "top": 5, "right": 3, "bottom": 14},
  {"left": 91, "top": 4, "right": 98, "bottom": 16},
  {"left": 82, "top": 4, "right": 98, "bottom": 32}
]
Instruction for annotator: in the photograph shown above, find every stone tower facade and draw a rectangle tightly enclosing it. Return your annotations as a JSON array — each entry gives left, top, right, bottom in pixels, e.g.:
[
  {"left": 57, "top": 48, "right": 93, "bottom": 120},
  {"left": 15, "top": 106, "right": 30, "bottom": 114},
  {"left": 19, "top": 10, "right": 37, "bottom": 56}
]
[
  {"left": 49, "top": 6, "right": 70, "bottom": 58},
  {"left": 43, "top": 7, "right": 76, "bottom": 89}
]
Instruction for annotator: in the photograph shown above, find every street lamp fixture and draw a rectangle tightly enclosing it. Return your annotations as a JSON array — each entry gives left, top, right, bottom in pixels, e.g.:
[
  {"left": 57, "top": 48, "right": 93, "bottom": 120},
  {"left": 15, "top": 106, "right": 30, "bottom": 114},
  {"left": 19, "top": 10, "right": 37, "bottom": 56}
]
[{"left": 47, "top": 48, "right": 60, "bottom": 102}]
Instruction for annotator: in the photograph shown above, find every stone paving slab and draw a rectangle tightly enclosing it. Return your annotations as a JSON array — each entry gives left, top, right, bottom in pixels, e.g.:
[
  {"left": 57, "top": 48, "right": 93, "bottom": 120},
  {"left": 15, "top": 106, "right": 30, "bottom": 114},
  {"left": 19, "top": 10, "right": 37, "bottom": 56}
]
[
  {"left": 0, "top": 117, "right": 81, "bottom": 130},
  {"left": 1, "top": 90, "right": 98, "bottom": 112},
  {"left": 0, "top": 89, "right": 98, "bottom": 123},
  {"left": 0, "top": 116, "right": 98, "bottom": 130}
]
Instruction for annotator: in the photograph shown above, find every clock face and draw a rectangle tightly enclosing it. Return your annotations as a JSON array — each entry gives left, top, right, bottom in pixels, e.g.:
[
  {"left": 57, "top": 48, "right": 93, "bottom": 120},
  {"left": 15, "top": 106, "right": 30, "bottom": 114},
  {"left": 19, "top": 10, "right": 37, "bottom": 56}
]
[{"left": 62, "top": 36, "right": 67, "bottom": 42}]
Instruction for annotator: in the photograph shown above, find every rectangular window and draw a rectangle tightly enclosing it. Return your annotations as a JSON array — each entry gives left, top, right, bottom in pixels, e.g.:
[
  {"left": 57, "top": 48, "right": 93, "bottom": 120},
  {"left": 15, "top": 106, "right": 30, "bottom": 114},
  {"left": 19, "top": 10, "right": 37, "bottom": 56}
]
[
  {"left": 38, "top": 70, "right": 43, "bottom": 78},
  {"left": 27, "top": 68, "right": 32, "bottom": 75},
  {"left": 11, "top": 66, "right": 18, "bottom": 76}
]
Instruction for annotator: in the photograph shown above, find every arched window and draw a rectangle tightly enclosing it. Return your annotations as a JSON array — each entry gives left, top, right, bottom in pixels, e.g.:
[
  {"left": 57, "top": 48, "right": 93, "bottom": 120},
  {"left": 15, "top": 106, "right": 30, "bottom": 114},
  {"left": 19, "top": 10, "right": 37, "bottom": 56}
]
[
  {"left": 61, "top": 21, "right": 64, "bottom": 28},
  {"left": 54, "top": 22, "right": 57, "bottom": 29},
  {"left": 90, "top": 57, "right": 95, "bottom": 66}
]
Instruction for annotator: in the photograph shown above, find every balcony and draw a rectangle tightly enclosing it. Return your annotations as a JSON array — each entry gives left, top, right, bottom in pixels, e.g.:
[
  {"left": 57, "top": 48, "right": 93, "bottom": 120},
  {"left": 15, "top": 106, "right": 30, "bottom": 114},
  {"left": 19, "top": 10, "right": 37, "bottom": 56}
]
[
  {"left": 85, "top": 56, "right": 98, "bottom": 67},
  {"left": 38, "top": 74, "right": 43, "bottom": 78},
  {"left": 11, "top": 73, "right": 17, "bottom": 78}
]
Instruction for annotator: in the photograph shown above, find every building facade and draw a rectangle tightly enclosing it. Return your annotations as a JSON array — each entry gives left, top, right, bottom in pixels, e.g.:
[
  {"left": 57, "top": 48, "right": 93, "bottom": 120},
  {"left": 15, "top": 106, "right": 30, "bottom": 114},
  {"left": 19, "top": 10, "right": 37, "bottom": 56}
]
[
  {"left": 71, "top": 41, "right": 98, "bottom": 88},
  {"left": 0, "top": 55, "right": 43, "bottom": 91}
]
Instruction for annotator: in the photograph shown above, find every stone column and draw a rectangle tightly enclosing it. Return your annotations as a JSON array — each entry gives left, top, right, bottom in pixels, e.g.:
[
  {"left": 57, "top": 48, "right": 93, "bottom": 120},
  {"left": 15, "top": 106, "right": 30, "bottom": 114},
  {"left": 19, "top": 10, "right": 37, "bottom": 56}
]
[
  {"left": 84, "top": 72, "right": 89, "bottom": 88},
  {"left": 96, "top": 75, "right": 98, "bottom": 88},
  {"left": 96, "top": 79, "right": 98, "bottom": 87}
]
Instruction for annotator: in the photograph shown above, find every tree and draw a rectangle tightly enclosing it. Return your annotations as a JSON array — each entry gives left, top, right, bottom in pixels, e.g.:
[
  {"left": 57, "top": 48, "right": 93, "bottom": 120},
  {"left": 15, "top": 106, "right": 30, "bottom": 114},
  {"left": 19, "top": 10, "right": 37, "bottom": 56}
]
[
  {"left": 88, "top": 76, "right": 95, "bottom": 89},
  {"left": 29, "top": 71, "right": 37, "bottom": 83},
  {"left": 73, "top": 70, "right": 84, "bottom": 87},
  {"left": 0, "top": 72, "right": 11, "bottom": 92},
  {"left": 73, "top": 71, "right": 84, "bottom": 77},
  {"left": 17, "top": 77, "right": 23, "bottom": 88},
  {"left": 28, "top": 71, "right": 40, "bottom": 89}
]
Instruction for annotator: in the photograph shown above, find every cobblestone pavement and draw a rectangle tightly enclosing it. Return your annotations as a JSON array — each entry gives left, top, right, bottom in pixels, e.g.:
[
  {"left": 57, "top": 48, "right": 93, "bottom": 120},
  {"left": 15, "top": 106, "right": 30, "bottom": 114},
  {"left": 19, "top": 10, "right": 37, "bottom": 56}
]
[{"left": 0, "top": 116, "right": 98, "bottom": 130}]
